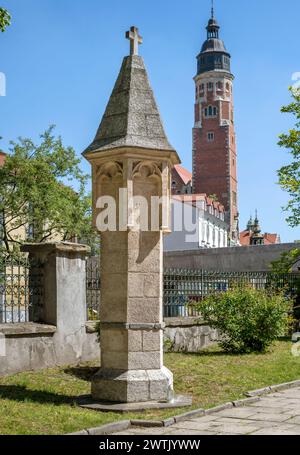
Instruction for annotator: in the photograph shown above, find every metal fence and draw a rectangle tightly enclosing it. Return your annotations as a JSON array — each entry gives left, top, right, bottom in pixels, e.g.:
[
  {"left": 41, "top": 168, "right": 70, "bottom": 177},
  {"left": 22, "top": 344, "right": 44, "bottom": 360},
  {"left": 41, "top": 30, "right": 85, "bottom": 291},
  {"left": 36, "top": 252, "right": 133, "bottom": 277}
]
[
  {"left": 163, "top": 268, "right": 300, "bottom": 317},
  {"left": 86, "top": 256, "right": 101, "bottom": 321},
  {"left": 0, "top": 256, "right": 44, "bottom": 324},
  {"left": 85, "top": 260, "right": 300, "bottom": 320}
]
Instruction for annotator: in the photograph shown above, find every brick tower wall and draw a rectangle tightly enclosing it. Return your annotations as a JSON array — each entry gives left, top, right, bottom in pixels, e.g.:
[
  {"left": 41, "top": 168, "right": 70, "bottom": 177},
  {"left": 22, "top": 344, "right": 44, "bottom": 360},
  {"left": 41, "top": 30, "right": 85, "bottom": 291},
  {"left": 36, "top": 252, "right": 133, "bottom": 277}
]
[{"left": 192, "top": 73, "right": 238, "bottom": 241}]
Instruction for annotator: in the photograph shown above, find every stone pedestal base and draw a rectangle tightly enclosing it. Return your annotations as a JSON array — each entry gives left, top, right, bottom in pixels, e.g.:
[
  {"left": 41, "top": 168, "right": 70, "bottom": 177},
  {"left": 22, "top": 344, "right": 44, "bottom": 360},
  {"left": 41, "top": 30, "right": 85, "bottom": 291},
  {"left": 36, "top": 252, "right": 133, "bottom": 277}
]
[
  {"left": 91, "top": 366, "right": 173, "bottom": 403},
  {"left": 79, "top": 394, "right": 192, "bottom": 413}
]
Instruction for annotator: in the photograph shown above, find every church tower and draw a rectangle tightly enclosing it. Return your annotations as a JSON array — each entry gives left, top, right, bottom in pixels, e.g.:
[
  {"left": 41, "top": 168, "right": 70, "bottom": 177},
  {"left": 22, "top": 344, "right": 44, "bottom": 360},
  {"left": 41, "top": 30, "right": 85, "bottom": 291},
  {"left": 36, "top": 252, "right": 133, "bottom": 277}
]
[{"left": 192, "top": 6, "right": 239, "bottom": 244}]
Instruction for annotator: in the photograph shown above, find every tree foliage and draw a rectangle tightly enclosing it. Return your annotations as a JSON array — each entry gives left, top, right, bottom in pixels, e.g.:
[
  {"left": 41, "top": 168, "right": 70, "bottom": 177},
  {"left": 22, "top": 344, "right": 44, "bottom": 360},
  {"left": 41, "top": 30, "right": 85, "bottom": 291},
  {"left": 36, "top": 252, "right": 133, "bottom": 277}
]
[
  {"left": 0, "top": 127, "right": 98, "bottom": 257},
  {"left": 0, "top": 7, "right": 10, "bottom": 32},
  {"left": 278, "top": 87, "right": 300, "bottom": 227},
  {"left": 271, "top": 247, "right": 300, "bottom": 273}
]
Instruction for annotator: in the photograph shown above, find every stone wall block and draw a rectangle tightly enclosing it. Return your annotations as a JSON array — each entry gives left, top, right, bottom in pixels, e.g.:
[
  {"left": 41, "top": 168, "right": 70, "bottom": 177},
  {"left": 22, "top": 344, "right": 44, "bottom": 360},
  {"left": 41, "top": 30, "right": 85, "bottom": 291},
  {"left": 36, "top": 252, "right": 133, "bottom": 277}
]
[
  {"left": 128, "top": 330, "right": 143, "bottom": 352},
  {"left": 128, "top": 248, "right": 161, "bottom": 273},
  {"left": 127, "top": 351, "right": 161, "bottom": 370},
  {"left": 101, "top": 329, "right": 128, "bottom": 352},
  {"left": 128, "top": 273, "right": 145, "bottom": 298},
  {"left": 142, "top": 330, "right": 161, "bottom": 351},
  {"left": 127, "top": 298, "right": 161, "bottom": 324},
  {"left": 143, "top": 273, "right": 161, "bottom": 297},
  {"left": 101, "top": 351, "right": 129, "bottom": 370}
]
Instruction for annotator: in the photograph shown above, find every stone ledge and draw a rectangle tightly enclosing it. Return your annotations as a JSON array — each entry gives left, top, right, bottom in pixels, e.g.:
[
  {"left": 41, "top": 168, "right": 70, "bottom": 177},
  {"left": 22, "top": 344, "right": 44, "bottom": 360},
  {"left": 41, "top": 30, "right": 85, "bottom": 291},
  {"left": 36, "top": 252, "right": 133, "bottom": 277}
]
[
  {"left": 85, "top": 319, "right": 209, "bottom": 333},
  {"left": 21, "top": 241, "right": 91, "bottom": 255},
  {"left": 164, "top": 317, "right": 206, "bottom": 328},
  {"left": 0, "top": 322, "right": 56, "bottom": 337},
  {"left": 101, "top": 322, "right": 165, "bottom": 330}
]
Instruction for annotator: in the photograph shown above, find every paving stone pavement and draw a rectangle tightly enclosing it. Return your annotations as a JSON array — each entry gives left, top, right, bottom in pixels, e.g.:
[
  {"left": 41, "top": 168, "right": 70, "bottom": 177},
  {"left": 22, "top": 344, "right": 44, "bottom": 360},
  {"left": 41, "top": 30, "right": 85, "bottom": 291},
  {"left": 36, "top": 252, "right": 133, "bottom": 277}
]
[{"left": 113, "top": 387, "right": 300, "bottom": 435}]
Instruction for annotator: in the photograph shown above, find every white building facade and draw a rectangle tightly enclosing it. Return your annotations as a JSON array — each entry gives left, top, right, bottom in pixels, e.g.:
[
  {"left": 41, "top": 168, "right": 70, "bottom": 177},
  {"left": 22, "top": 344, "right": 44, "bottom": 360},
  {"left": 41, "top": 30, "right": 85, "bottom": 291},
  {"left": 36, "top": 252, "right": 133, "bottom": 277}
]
[{"left": 164, "top": 195, "right": 229, "bottom": 252}]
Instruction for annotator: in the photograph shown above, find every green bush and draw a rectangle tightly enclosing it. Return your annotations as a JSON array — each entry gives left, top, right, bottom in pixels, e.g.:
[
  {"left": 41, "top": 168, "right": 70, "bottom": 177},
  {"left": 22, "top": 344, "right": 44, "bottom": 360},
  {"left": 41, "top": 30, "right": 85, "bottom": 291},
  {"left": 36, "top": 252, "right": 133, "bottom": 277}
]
[{"left": 193, "top": 286, "right": 293, "bottom": 353}]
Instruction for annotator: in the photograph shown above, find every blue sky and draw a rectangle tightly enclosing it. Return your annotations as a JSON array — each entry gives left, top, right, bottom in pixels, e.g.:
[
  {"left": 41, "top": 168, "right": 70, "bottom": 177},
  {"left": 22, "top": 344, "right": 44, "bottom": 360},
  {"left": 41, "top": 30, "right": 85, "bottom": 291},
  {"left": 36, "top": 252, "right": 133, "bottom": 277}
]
[{"left": 1, "top": 0, "right": 300, "bottom": 242}]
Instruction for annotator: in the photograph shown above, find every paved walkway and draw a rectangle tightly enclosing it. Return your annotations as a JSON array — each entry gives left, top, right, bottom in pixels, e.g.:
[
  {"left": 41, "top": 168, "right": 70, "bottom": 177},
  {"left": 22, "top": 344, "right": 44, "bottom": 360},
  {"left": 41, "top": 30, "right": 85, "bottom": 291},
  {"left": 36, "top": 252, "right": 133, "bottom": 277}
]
[{"left": 114, "top": 387, "right": 300, "bottom": 435}]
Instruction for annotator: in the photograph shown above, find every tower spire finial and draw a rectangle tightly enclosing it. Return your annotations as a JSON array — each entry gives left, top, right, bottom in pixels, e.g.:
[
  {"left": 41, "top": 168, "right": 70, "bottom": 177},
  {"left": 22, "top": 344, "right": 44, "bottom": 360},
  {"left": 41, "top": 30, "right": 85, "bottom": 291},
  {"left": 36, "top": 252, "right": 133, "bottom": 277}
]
[{"left": 211, "top": 0, "right": 214, "bottom": 18}]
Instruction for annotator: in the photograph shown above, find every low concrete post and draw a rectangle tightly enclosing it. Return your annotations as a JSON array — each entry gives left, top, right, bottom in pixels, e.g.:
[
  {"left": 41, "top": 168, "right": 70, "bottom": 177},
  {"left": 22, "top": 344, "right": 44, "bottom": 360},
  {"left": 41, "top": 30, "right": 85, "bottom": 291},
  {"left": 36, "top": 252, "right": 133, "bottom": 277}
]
[{"left": 21, "top": 242, "right": 91, "bottom": 363}]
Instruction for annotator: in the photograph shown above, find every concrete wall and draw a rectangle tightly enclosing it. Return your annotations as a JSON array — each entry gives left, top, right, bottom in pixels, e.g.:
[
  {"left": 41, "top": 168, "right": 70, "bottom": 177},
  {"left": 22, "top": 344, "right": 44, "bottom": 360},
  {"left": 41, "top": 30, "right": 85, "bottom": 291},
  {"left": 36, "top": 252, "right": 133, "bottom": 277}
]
[
  {"left": 0, "top": 318, "right": 219, "bottom": 376},
  {"left": 0, "top": 242, "right": 101, "bottom": 377},
  {"left": 0, "top": 322, "right": 99, "bottom": 377},
  {"left": 164, "top": 243, "right": 297, "bottom": 272},
  {"left": 164, "top": 318, "right": 219, "bottom": 353}
]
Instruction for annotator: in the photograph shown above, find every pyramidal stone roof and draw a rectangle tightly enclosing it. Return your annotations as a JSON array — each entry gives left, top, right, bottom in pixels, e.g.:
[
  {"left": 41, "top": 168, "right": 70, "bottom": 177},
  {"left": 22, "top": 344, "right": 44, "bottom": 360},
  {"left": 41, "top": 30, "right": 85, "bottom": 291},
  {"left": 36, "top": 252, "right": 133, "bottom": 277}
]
[{"left": 83, "top": 55, "right": 175, "bottom": 155}]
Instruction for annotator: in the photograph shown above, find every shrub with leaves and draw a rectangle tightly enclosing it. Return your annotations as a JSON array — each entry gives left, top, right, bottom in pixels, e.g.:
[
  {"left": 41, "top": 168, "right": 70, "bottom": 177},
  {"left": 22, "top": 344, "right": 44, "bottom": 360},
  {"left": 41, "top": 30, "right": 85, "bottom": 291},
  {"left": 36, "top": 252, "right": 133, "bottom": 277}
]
[{"left": 193, "top": 286, "right": 293, "bottom": 353}]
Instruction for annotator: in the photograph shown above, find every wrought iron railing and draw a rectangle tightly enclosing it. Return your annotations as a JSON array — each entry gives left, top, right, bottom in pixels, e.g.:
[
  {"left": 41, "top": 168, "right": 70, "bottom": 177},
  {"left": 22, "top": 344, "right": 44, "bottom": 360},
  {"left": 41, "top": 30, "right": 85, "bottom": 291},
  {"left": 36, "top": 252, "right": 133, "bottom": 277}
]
[
  {"left": 85, "top": 262, "right": 300, "bottom": 320},
  {"left": 163, "top": 268, "right": 300, "bottom": 318},
  {"left": 0, "top": 255, "right": 44, "bottom": 324},
  {"left": 86, "top": 256, "right": 100, "bottom": 321}
]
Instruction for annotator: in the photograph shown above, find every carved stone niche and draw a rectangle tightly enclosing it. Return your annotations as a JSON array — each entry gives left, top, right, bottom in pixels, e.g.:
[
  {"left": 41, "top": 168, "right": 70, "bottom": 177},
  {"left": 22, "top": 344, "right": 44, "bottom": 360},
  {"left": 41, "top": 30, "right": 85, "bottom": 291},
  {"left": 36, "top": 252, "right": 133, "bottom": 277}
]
[{"left": 92, "top": 153, "right": 172, "bottom": 233}]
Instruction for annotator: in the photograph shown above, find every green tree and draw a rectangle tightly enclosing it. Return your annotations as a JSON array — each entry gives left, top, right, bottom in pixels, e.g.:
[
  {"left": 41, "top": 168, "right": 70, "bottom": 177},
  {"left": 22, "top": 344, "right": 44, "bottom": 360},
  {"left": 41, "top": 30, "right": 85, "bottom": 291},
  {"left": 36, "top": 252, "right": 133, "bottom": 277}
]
[
  {"left": 0, "top": 7, "right": 10, "bottom": 32},
  {"left": 0, "top": 127, "right": 98, "bottom": 257},
  {"left": 278, "top": 86, "right": 300, "bottom": 227},
  {"left": 271, "top": 248, "right": 300, "bottom": 273}
]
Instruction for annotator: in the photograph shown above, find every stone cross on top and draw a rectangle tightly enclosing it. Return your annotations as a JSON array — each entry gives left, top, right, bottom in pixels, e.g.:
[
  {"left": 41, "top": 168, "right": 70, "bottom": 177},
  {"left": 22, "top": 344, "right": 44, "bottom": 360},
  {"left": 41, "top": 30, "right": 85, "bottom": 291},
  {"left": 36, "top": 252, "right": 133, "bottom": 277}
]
[{"left": 126, "top": 26, "right": 143, "bottom": 56}]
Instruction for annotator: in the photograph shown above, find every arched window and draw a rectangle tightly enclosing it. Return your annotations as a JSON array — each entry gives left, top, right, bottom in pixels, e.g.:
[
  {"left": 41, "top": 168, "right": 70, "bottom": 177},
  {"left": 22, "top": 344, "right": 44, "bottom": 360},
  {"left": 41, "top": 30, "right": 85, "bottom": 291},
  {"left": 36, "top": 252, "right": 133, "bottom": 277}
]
[
  {"left": 217, "top": 81, "right": 223, "bottom": 90},
  {"left": 204, "top": 105, "right": 218, "bottom": 118}
]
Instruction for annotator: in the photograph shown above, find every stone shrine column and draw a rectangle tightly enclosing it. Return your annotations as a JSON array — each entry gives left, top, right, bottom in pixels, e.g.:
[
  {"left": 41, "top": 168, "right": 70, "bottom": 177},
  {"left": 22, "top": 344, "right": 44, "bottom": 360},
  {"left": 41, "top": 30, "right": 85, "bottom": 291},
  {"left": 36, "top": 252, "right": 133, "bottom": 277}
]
[{"left": 83, "top": 27, "right": 180, "bottom": 403}]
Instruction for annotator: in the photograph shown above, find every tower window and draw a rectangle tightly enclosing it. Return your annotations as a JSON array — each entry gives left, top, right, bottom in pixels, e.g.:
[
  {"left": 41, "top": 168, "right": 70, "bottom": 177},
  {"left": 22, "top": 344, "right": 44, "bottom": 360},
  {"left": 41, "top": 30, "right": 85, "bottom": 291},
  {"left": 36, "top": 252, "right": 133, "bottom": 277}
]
[
  {"left": 217, "top": 81, "right": 223, "bottom": 90},
  {"left": 223, "top": 56, "right": 230, "bottom": 68},
  {"left": 204, "top": 105, "right": 218, "bottom": 118},
  {"left": 200, "top": 83, "right": 205, "bottom": 91},
  {"left": 232, "top": 191, "right": 237, "bottom": 207},
  {"left": 207, "top": 132, "right": 214, "bottom": 142},
  {"left": 207, "top": 82, "right": 213, "bottom": 91}
]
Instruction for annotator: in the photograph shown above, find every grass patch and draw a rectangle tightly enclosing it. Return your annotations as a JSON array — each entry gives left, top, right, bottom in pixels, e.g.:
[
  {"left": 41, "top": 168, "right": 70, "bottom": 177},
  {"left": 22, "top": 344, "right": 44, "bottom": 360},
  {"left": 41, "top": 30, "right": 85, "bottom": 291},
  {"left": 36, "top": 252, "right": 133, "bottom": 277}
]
[{"left": 0, "top": 339, "right": 299, "bottom": 434}]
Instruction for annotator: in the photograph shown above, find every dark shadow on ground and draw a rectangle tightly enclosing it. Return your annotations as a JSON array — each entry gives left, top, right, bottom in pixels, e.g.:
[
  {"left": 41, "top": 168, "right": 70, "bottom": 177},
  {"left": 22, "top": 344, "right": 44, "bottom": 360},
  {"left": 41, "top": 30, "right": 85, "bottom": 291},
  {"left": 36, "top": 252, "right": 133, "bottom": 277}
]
[
  {"left": 64, "top": 366, "right": 99, "bottom": 382},
  {"left": 0, "top": 385, "right": 79, "bottom": 406}
]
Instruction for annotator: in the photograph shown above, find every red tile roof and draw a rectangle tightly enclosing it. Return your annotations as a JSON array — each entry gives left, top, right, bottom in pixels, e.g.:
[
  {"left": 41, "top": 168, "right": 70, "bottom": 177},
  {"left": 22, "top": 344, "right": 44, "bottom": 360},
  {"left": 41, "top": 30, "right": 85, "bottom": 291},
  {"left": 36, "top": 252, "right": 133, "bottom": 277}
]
[
  {"left": 173, "top": 165, "right": 192, "bottom": 185},
  {"left": 172, "top": 194, "right": 225, "bottom": 213},
  {"left": 240, "top": 230, "right": 279, "bottom": 246},
  {"left": 264, "top": 233, "right": 279, "bottom": 244},
  {"left": 239, "top": 230, "right": 251, "bottom": 246}
]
